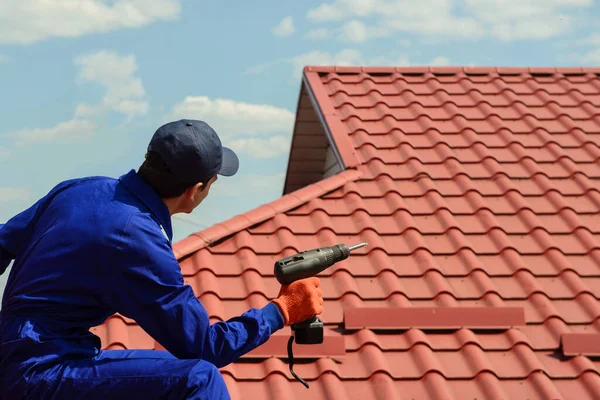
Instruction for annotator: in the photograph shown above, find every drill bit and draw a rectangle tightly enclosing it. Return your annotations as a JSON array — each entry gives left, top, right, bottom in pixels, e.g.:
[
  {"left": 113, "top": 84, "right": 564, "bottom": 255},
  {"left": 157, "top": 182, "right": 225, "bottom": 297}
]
[{"left": 348, "top": 242, "right": 368, "bottom": 251}]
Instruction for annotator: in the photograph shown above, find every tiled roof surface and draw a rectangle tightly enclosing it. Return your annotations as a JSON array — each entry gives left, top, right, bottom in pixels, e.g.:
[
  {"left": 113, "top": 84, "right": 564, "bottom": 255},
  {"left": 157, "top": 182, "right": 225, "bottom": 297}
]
[{"left": 93, "top": 66, "right": 600, "bottom": 399}]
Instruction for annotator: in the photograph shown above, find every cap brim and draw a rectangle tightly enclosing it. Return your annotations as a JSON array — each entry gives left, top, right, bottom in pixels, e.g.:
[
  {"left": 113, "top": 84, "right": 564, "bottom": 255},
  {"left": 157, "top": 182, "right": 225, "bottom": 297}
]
[{"left": 218, "top": 146, "right": 239, "bottom": 177}]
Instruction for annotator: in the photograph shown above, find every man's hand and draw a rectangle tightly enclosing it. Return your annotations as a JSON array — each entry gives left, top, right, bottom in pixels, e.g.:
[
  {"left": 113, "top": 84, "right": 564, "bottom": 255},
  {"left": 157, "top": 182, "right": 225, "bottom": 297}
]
[{"left": 271, "top": 277, "right": 323, "bottom": 325}]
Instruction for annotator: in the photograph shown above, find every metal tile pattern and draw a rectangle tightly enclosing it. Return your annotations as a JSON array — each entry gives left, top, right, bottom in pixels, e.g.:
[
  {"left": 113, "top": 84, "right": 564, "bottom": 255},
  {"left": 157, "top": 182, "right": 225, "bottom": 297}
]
[{"left": 95, "top": 66, "right": 600, "bottom": 399}]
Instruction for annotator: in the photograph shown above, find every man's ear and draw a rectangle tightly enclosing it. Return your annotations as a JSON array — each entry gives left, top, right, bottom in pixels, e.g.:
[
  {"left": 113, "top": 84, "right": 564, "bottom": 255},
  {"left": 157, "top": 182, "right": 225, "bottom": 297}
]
[{"left": 185, "top": 182, "right": 203, "bottom": 199}]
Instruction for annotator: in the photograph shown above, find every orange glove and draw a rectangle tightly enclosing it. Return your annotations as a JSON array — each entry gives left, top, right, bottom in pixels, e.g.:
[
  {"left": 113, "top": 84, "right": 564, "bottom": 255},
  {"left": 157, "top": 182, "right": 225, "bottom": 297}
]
[{"left": 272, "top": 277, "right": 323, "bottom": 325}]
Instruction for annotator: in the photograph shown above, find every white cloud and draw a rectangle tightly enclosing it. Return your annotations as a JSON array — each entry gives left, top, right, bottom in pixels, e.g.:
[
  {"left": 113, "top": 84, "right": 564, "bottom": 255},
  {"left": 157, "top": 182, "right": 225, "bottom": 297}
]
[
  {"left": 168, "top": 96, "right": 295, "bottom": 138},
  {"left": 12, "top": 119, "right": 96, "bottom": 146},
  {"left": 246, "top": 49, "right": 450, "bottom": 82},
  {"left": 465, "top": 0, "right": 592, "bottom": 21},
  {"left": 166, "top": 96, "right": 295, "bottom": 159},
  {"left": 0, "top": 0, "right": 181, "bottom": 44},
  {"left": 304, "top": 20, "right": 388, "bottom": 43},
  {"left": 564, "top": 32, "right": 600, "bottom": 68},
  {"left": 307, "top": 0, "right": 377, "bottom": 21},
  {"left": 229, "top": 136, "right": 290, "bottom": 159},
  {"left": 74, "top": 50, "right": 148, "bottom": 119},
  {"left": 369, "top": 55, "right": 411, "bottom": 66},
  {"left": 272, "top": 16, "right": 295, "bottom": 37},
  {"left": 384, "top": 11, "right": 483, "bottom": 39},
  {"left": 0, "top": 147, "right": 9, "bottom": 159},
  {"left": 289, "top": 48, "right": 363, "bottom": 78},
  {"left": 578, "top": 33, "right": 600, "bottom": 46},
  {"left": 340, "top": 20, "right": 390, "bottom": 43},
  {"left": 5, "top": 50, "right": 148, "bottom": 150},
  {"left": 581, "top": 49, "right": 600, "bottom": 64},
  {"left": 304, "top": 28, "right": 333, "bottom": 40},
  {"left": 0, "top": 55, "right": 10, "bottom": 63},
  {"left": 211, "top": 173, "right": 286, "bottom": 197},
  {"left": 288, "top": 49, "right": 447, "bottom": 78},
  {"left": 305, "top": 0, "right": 591, "bottom": 42},
  {"left": 340, "top": 20, "right": 368, "bottom": 42},
  {"left": 465, "top": 0, "right": 591, "bottom": 41},
  {"left": 307, "top": 0, "right": 484, "bottom": 39},
  {"left": 0, "top": 187, "right": 30, "bottom": 203},
  {"left": 245, "top": 46, "right": 385, "bottom": 75},
  {"left": 430, "top": 56, "right": 451, "bottom": 66}
]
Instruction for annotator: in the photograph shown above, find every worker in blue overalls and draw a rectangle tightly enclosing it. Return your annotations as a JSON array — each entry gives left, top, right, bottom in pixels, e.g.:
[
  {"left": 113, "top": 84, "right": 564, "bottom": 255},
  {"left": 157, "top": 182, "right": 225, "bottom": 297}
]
[{"left": 0, "top": 119, "right": 323, "bottom": 399}]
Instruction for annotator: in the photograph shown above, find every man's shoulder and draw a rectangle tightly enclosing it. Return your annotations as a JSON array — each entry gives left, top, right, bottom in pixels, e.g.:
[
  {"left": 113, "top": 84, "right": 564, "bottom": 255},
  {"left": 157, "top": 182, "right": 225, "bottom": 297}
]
[
  {"left": 121, "top": 209, "right": 170, "bottom": 245},
  {"left": 47, "top": 173, "right": 171, "bottom": 250},
  {"left": 46, "top": 175, "right": 120, "bottom": 205},
  {"left": 49, "top": 175, "right": 126, "bottom": 211},
  {"left": 54, "top": 174, "right": 117, "bottom": 189},
  {"left": 42, "top": 174, "right": 143, "bottom": 230}
]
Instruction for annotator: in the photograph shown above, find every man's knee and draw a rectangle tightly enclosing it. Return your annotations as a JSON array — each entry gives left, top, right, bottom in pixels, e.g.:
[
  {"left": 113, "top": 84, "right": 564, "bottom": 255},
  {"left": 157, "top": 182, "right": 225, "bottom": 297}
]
[{"left": 187, "top": 361, "right": 230, "bottom": 399}]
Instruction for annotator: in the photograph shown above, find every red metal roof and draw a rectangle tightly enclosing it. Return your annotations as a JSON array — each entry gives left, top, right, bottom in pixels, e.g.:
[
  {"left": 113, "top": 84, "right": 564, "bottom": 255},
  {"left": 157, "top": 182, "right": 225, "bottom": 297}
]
[{"left": 93, "top": 66, "right": 600, "bottom": 399}]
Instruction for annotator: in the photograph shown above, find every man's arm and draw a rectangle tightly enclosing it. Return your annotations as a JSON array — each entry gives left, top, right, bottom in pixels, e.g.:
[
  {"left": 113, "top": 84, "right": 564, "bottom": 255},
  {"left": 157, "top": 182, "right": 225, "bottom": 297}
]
[
  {"left": 0, "top": 205, "right": 40, "bottom": 275},
  {"left": 0, "top": 180, "right": 79, "bottom": 275},
  {"left": 105, "top": 211, "right": 284, "bottom": 368},
  {"left": 0, "top": 228, "right": 15, "bottom": 276}
]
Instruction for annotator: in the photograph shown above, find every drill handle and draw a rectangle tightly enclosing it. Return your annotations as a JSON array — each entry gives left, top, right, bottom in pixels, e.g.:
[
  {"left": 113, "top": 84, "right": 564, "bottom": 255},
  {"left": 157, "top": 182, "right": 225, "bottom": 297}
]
[{"left": 291, "top": 316, "right": 324, "bottom": 345}]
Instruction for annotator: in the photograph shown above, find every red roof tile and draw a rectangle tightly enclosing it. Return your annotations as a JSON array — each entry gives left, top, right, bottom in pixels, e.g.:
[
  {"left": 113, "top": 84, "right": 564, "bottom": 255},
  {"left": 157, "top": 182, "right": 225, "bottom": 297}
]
[
  {"left": 95, "top": 66, "right": 600, "bottom": 399},
  {"left": 343, "top": 306, "right": 527, "bottom": 329},
  {"left": 562, "top": 333, "right": 600, "bottom": 356}
]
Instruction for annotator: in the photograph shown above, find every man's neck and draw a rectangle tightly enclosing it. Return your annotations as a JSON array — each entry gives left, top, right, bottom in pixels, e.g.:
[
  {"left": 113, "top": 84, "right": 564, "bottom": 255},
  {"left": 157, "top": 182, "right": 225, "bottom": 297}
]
[{"left": 162, "top": 198, "right": 179, "bottom": 216}]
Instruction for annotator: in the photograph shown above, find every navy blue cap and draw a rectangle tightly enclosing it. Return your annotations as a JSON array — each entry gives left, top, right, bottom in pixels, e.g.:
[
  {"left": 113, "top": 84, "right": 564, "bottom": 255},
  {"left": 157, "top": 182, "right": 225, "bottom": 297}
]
[{"left": 148, "top": 119, "right": 239, "bottom": 184}]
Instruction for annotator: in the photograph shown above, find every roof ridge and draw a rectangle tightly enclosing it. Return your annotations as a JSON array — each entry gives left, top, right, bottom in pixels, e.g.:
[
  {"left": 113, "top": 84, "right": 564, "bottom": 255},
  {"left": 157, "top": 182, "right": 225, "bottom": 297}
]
[
  {"left": 172, "top": 168, "right": 362, "bottom": 259},
  {"left": 303, "top": 65, "right": 600, "bottom": 75}
]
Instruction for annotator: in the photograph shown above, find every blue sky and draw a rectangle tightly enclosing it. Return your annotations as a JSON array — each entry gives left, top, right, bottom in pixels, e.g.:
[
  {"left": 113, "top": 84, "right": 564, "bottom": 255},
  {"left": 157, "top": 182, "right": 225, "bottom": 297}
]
[{"left": 1, "top": 0, "right": 599, "bottom": 295}]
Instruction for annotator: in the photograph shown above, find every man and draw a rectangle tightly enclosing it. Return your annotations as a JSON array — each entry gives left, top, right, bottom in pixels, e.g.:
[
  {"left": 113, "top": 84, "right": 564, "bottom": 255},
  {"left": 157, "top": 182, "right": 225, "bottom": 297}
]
[{"left": 0, "top": 119, "right": 323, "bottom": 399}]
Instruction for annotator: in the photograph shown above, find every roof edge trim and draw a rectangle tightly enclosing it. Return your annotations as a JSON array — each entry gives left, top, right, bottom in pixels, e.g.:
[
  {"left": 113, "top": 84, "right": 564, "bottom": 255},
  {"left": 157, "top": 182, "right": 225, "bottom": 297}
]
[
  {"left": 172, "top": 168, "right": 362, "bottom": 259},
  {"left": 303, "top": 69, "right": 361, "bottom": 168},
  {"left": 344, "top": 306, "right": 526, "bottom": 330}
]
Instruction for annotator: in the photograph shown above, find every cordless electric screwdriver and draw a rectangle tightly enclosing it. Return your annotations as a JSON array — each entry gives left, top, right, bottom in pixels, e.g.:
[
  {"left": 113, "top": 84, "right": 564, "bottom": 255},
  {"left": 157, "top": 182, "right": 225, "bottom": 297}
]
[{"left": 273, "top": 241, "right": 368, "bottom": 389}]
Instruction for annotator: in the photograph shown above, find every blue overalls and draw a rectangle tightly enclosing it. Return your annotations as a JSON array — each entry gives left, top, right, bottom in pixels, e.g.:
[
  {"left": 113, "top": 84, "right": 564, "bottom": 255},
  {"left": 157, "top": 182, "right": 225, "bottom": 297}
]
[{"left": 0, "top": 170, "right": 284, "bottom": 399}]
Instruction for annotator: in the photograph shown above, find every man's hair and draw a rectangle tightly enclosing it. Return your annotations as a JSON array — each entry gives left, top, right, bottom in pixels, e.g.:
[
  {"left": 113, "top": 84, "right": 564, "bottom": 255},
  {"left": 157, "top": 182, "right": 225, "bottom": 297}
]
[{"left": 137, "top": 151, "right": 212, "bottom": 198}]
